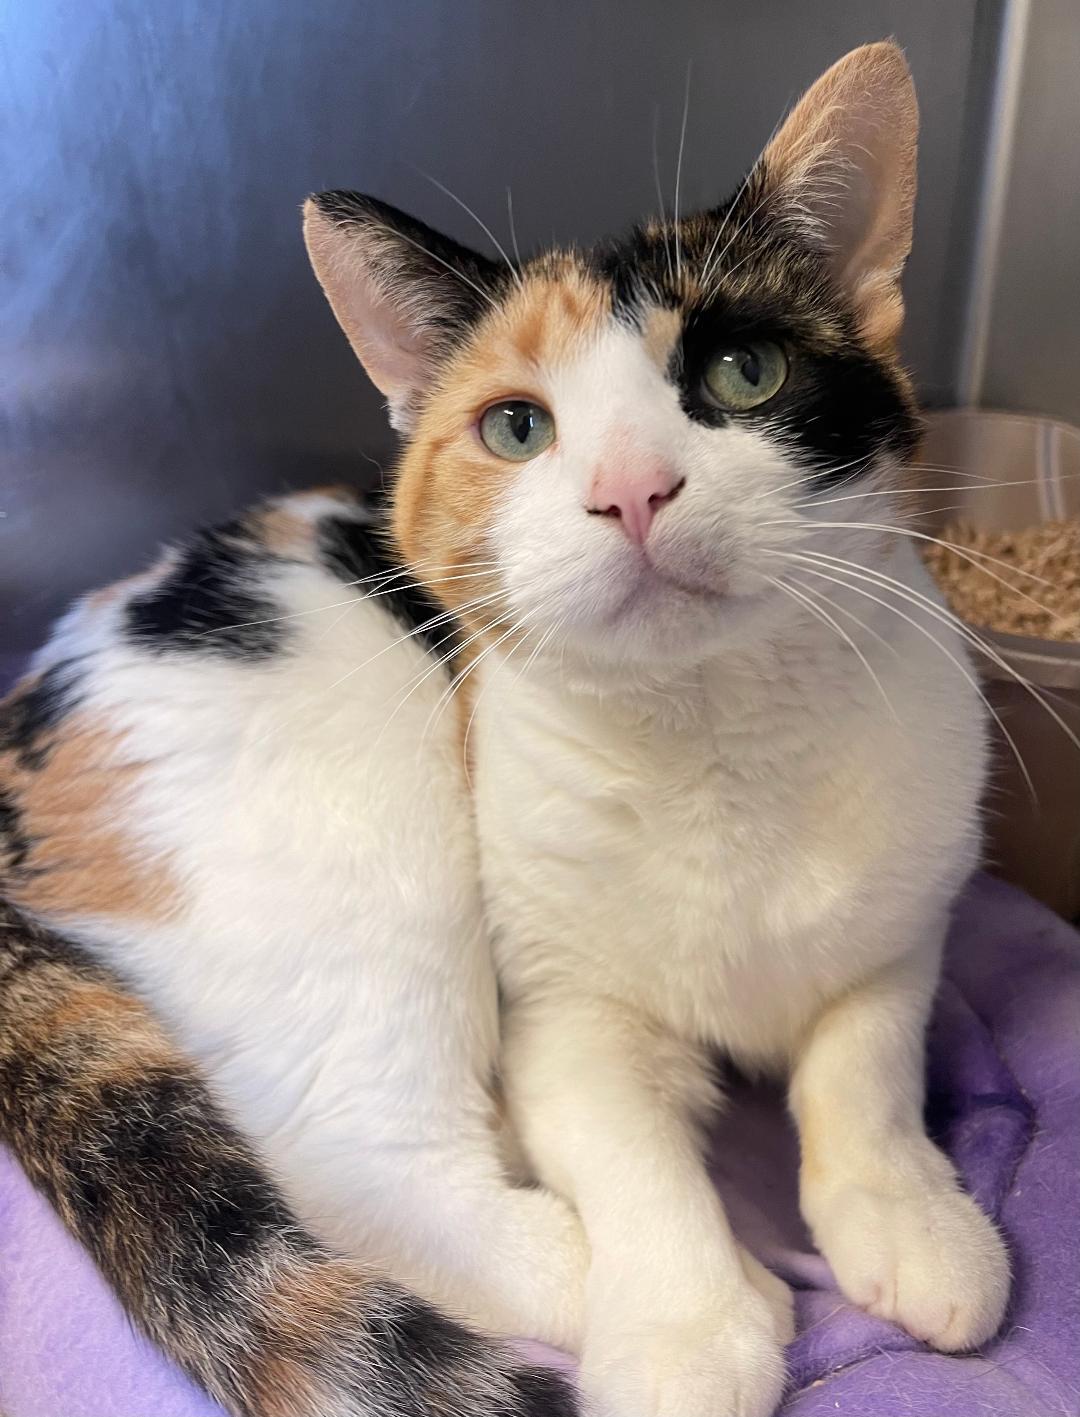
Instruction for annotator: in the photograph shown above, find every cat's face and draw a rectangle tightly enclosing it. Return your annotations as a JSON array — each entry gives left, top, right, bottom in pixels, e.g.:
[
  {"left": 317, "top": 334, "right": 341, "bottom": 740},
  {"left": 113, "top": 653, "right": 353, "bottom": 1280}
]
[{"left": 306, "top": 42, "right": 920, "bottom": 674}]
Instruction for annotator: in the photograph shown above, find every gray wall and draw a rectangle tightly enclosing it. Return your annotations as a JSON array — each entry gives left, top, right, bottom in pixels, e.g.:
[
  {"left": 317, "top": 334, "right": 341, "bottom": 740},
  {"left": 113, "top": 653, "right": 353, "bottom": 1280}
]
[
  {"left": 2, "top": 0, "right": 999, "bottom": 652},
  {"left": 973, "top": 0, "right": 1080, "bottom": 424}
]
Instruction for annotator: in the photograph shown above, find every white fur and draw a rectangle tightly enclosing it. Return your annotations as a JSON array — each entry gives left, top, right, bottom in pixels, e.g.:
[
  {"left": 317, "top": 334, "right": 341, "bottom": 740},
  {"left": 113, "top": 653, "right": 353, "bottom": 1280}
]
[{"left": 466, "top": 322, "right": 1009, "bottom": 1416}]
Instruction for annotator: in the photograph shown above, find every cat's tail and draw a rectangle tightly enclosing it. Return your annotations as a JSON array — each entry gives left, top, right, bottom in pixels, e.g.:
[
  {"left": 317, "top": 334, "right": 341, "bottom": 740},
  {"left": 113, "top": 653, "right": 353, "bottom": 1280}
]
[{"left": 0, "top": 899, "right": 576, "bottom": 1417}]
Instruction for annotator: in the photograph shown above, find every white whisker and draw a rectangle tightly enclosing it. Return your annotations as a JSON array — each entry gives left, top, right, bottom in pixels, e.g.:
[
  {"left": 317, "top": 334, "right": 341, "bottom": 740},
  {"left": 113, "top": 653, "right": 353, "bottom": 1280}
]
[
  {"left": 243, "top": 586, "right": 510, "bottom": 753},
  {"left": 701, "top": 189, "right": 772, "bottom": 294},
  {"left": 462, "top": 617, "right": 561, "bottom": 783},
  {"left": 194, "top": 562, "right": 499, "bottom": 640},
  {"left": 419, "top": 615, "right": 530, "bottom": 758},
  {"left": 197, "top": 592, "right": 386, "bottom": 637},
  {"left": 902, "top": 501, "right": 971, "bottom": 522},
  {"left": 369, "top": 222, "right": 499, "bottom": 312},
  {"left": 796, "top": 473, "right": 1080, "bottom": 511},
  {"left": 785, "top": 574, "right": 900, "bottom": 658},
  {"left": 505, "top": 186, "right": 522, "bottom": 268},
  {"left": 905, "top": 464, "right": 1009, "bottom": 482},
  {"left": 673, "top": 61, "right": 692, "bottom": 285},
  {"left": 651, "top": 106, "right": 675, "bottom": 285},
  {"left": 366, "top": 568, "right": 498, "bottom": 600},
  {"left": 773, "top": 550, "right": 1037, "bottom": 801},
  {"left": 417, "top": 170, "right": 523, "bottom": 288},
  {"left": 748, "top": 453, "right": 877, "bottom": 504},
  {"left": 370, "top": 606, "right": 510, "bottom": 755},
  {"left": 312, "top": 598, "right": 358, "bottom": 644},
  {"left": 763, "top": 574, "right": 900, "bottom": 723},
  {"left": 764, "top": 517, "right": 1055, "bottom": 594},
  {"left": 697, "top": 102, "right": 788, "bottom": 293},
  {"left": 784, "top": 545, "right": 1080, "bottom": 774}
]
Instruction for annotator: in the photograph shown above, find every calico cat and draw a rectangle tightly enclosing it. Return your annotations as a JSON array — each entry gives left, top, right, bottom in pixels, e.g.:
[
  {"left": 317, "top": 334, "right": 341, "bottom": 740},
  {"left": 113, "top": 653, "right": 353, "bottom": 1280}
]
[{"left": 1, "top": 41, "right": 1008, "bottom": 1417}]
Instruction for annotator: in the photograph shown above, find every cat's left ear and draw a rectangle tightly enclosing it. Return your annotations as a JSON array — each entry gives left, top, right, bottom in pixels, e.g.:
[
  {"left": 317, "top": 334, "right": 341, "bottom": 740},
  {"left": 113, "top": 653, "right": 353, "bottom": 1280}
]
[
  {"left": 758, "top": 41, "right": 918, "bottom": 352},
  {"left": 303, "top": 191, "right": 500, "bottom": 430}
]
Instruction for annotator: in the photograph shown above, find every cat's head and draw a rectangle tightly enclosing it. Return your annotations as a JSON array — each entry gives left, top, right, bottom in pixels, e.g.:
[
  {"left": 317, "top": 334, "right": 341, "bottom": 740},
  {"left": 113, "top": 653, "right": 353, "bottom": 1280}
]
[{"left": 304, "top": 42, "right": 920, "bottom": 674}]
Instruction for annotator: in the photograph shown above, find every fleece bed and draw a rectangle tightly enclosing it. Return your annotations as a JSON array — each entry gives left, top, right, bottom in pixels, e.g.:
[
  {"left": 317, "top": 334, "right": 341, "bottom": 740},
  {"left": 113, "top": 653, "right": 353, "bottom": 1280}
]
[{"left": 1, "top": 873, "right": 1078, "bottom": 1417}]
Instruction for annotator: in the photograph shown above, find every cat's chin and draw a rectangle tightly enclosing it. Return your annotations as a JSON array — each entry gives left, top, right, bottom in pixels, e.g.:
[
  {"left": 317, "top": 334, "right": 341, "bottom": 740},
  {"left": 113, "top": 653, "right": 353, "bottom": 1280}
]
[
  {"left": 596, "top": 544, "right": 730, "bottom": 617},
  {"left": 641, "top": 555, "right": 728, "bottom": 606},
  {"left": 503, "top": 543, "right": 776, "bottom": 674},
  {"left": 560, "top": 568, "right": 771, "bottom": 672}
]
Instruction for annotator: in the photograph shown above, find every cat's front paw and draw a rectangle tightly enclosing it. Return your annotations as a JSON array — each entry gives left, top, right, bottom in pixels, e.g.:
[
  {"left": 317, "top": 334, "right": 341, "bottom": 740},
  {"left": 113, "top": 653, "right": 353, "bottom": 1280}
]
[
  {"left": 581, "top": 1286, "right": 785, "bottom": 1417},
  {"left": 808, "top": 1176, "right": 1009, "bottom": 1350}
]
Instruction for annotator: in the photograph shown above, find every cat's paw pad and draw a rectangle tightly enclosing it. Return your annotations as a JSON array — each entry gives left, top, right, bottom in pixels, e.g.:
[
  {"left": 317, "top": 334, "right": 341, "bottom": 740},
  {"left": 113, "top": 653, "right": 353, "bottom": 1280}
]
[
  {"left": 582, "top": 1290, "right": 785, "bottom": 1417},
  {"left": 811, "top": 1180, "right": 1009, "bottom": 1350}
]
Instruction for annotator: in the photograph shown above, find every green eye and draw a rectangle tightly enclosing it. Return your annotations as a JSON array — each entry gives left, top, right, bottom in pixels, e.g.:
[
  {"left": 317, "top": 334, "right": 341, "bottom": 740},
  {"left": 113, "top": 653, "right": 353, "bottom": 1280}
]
[
  {"left": 702, "top": 341, "right": 788, "bottom": 411},
  {"left": 479, "top": 400, "right": 556, "bottom": 461}
]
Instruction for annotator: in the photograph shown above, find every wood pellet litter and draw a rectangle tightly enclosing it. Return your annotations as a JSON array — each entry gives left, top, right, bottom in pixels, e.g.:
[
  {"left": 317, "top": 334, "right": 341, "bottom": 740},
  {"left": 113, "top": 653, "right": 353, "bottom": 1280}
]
[{"left": 922, "top": 519, "right": 1080, "bottom": 642}]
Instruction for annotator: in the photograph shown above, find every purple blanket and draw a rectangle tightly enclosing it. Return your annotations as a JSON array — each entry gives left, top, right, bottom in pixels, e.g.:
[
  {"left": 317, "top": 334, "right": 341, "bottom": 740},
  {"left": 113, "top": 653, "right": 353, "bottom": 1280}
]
[{"left": 2, "top": 874, "right": 1078, "bottom": 1417}]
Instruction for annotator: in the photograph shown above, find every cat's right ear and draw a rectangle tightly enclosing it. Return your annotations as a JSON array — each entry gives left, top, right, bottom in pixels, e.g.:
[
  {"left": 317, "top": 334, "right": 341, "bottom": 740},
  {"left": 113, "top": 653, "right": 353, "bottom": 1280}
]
[{"left": 303, "top": 192, "right": 500, "bottom": 430}]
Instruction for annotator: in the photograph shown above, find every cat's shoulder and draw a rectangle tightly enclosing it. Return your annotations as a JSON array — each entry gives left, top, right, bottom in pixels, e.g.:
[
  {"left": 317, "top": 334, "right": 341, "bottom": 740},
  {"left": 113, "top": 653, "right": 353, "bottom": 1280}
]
[
  {"left": 95, "top": 485, "right": 390, "bottom": 663},
  {"left": 13, "top": 485, "right": 414, "bottom": 679},
  {"left": 0, "top": 483, "right": 399, "bottom": 812}
]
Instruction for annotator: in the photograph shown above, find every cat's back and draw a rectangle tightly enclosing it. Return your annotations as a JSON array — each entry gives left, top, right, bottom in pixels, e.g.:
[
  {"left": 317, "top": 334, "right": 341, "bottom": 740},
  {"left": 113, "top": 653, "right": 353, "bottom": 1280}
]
[{"left": 0, "top": 488, "right": 488, "bottom": 1156}]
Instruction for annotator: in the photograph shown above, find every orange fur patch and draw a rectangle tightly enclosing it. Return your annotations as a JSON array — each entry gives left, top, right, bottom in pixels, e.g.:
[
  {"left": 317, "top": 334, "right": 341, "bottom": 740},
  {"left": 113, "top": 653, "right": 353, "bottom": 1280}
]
[
  {"left": 300, "top": 485, "right": 361, "bottom": 505},
  {"left": 451, "top": 657, "right": 483, "bottom": 779},
  {"left": 249, "top": 1357, "right": 326, "bottom": 1417},
  {"left": 16, "top": 973, "right": 178, "bottom": 1077},
  {"left": 84, "top": 548, "right": 183, "bottom": 613},
  {"left": 393, "top": 260, "right": 609, "bottom": 642},
  {"left": 85, "top": 584, "right": 124, "bottom": 611},
  {"left": 0, "top": 707, "right": 180, "bottom": 926},
  {"left": 260, "top": 1256, "right": 370, "bottom": 1338},
  {"left": 254, "top": 504, "right": 320, "bottom": 559},
  {"left": 640, "top": 305, "right": 682, "bottom": 371},
  {"left": 249, "top": 1257, "right": 377, "bottom": 1417},
  {"left": 252, "top": 488, "right": 364, "bottom": 559}
]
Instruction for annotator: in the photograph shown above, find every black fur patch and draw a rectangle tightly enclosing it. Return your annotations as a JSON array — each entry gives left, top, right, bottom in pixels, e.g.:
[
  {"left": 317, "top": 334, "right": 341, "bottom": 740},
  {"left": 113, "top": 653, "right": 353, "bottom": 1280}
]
[
  {"left": 675, "top": 293, "right": 920, "bottom": 484},
  {"left": 0, "top": 659, "right": 84, "bottom": 769},
  {"left": 504, "top": 1365, "right": 580, "bottom": 1417},
  {"left": 364, "top": 1296, "right": 579, "bottom": 1417},
  {"left": 592, "top": 222, "right": 683, "bottom": 323},
  {"left": 593, "top": 176, "right": 920, "bottom": 490},
  {"left": 0, "top": 898, "right": 107, "bottom": 983},
  {"left": 0, "top": 787, "right": 32, "bottom": 876},
  {"left": 312, "top": 191, "right": 509, "bottom": 352},
  {"left": 66, "top": 1069, "right": 306, "bottom": 1298},
  {"left": 318, "top": 513, "right": 457, "bottom": 655},
  {"left": 373, "top": 1293, "right": 482, "bottom": 1370},
  {"left": 126, "top": 520, "right": 284, "bottom": 660}
]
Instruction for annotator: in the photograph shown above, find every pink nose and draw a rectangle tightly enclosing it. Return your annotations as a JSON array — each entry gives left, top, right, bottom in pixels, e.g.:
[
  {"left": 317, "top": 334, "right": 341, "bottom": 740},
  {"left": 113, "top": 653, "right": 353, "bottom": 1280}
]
[{"left": 586, "top": 464, "right": 685, "bottom": 545}]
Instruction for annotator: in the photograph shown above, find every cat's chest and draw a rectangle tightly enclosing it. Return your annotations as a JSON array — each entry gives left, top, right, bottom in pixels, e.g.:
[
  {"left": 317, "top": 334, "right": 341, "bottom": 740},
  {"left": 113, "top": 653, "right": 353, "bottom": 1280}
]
[{"left": 478, "top": 692, "right": 894, "bottom": 1055}]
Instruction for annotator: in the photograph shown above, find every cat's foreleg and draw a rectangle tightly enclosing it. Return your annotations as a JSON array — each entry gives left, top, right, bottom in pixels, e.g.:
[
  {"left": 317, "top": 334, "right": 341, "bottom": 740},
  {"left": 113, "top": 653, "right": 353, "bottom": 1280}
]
[
  {"left": 502, "top": 993, "right": 789, "bottom": 1417},
  {"left": 790, "top": 934, "right": 1009, "bottom": 1350}
]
